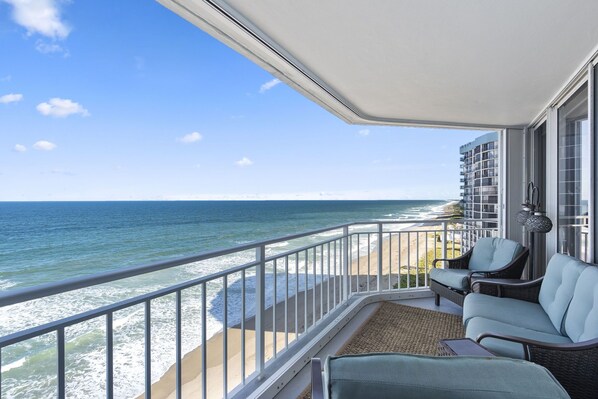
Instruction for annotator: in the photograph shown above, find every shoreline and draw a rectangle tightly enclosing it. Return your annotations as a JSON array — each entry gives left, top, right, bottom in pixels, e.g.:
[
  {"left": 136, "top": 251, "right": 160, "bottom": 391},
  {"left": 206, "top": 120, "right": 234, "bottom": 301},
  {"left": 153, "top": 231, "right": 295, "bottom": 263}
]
[{"left": 142, "top": 201, "right": 459, "bottom": 399}]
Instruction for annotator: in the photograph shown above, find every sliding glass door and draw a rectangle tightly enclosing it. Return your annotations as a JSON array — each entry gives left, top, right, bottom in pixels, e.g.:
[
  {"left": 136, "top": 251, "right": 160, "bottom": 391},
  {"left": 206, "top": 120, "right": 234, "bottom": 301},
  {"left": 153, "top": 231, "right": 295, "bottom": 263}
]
[{"left": 557, "top": 84, "right": 589, "bottom": 261}]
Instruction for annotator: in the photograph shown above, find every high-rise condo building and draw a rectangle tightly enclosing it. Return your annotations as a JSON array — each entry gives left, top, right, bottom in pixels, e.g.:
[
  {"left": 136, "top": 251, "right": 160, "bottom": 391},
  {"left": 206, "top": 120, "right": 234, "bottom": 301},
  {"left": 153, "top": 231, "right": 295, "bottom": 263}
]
[{"left": 460, "top": 132, "right": 499, "bottom": 248}]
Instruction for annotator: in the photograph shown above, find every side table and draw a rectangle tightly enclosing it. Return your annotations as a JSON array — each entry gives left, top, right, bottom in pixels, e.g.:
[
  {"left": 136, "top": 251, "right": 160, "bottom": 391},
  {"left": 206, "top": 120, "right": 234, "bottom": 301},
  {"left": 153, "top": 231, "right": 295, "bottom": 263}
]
[{"left": 438, "top": 338, "right": 495, "bottom": 356}]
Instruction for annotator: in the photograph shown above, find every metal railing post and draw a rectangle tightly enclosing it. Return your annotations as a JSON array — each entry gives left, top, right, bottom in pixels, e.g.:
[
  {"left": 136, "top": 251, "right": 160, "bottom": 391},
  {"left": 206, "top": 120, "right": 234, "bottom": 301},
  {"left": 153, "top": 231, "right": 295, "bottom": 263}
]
[
  {"left": 377, "top": 223, "right": 383, "bottom": 291},
  {"left": 255, "top": 245, "right": 266, "bottom": 377},
  {"left": 442, "top": 221, "right": 448, "bottom": 261},
  {"left": 342, "top": 226, "right": 349, "bottom": 300}
]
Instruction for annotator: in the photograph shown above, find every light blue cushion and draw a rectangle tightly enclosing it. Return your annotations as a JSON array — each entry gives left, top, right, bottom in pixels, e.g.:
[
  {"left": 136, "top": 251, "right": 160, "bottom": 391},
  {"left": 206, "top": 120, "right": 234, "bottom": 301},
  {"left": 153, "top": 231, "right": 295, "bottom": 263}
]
[
  {"left": 469, "top": 238, "right": 523, "bottom": 272},
  {"left": 466, "top": 317, "right": 571, "bottom": 359},
  {"left": 564, "top": 266, "right": 598, "bottom": 343},
  {"left": 325, "top": 353, "right": 570, "bottom": 399},
  {"left": 539, "top": 253, "right": 586, "bottom": 333},
  {"left": 463, "top": 293, "right": 559, "bottom": 334},
  {"left": 430, "top": 268, "right": 471, "bottom": 290}
]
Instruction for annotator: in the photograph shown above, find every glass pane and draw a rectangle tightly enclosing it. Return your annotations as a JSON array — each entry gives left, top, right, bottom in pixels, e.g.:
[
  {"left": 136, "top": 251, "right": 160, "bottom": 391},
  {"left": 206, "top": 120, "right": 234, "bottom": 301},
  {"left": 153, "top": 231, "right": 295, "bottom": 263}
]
[{"left": 558, "top": 84, "right": 589, "bottom": 261}]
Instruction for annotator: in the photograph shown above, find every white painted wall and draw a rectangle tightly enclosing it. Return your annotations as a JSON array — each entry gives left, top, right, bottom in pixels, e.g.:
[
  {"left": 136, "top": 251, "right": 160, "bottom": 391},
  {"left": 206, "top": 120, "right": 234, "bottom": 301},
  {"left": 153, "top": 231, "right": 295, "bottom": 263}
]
[{"left": 501, "top": 129, "right": 525, "bottom": 244}]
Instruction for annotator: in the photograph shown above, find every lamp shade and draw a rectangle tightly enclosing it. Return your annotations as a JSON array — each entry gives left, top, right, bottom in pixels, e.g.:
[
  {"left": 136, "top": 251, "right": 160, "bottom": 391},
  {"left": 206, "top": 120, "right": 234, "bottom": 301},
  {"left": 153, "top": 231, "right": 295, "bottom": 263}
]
[
  {"left": 516, "top": 209, "right": 531, "bottom": 225},
  {"left": 525, "top": 211, "right": 553, "bottom": 233}
]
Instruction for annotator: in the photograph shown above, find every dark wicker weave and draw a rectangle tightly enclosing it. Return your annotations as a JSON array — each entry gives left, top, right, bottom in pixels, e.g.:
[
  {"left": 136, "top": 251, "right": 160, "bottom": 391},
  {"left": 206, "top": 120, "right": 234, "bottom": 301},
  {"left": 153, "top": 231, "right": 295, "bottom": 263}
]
[
  {"left": 471, "top": 280, "right": 499, "bottom": 296},
  {"left": 529, "top": 341, "right": 598, "bottom": 399},
  {"left": 470, "top": 278, "right": 542, "bottom": 303},
  {"left": 473, "top": 278, "right": 598, "bottom": 399},
  {"left": 476, "top": 333, "right": 598, "bottom": 399},
  {"left": 430, "top": 247, "right": 529, "bottom": 306}
]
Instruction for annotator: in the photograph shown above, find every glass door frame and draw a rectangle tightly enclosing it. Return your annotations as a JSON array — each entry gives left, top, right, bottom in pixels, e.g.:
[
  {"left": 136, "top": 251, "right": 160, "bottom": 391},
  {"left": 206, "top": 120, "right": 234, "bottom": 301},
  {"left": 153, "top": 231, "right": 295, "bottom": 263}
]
[{"left": 527, "top": 119, "right": 547, "bottom": 277}]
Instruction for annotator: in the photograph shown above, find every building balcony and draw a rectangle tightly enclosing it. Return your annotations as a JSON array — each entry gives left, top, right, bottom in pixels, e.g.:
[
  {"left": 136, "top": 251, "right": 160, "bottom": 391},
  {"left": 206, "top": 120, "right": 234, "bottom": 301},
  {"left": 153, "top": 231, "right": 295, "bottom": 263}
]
[{"left": 0, "top": 219, "right": 498, "bottom": 399}]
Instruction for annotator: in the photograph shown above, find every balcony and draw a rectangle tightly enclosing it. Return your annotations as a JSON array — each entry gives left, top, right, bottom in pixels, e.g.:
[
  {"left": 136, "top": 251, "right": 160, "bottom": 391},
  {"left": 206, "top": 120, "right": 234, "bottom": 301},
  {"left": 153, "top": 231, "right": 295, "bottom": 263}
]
[{"left": 0, "top": 219, "right": 498, "bottom": 398}]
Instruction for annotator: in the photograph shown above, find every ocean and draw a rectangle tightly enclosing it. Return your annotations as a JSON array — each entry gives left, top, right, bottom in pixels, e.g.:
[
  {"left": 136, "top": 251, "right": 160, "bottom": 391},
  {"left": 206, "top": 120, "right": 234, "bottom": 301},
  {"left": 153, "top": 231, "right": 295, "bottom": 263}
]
[{"left": 0, "top": 200, "right": 447, "bottom": 398}]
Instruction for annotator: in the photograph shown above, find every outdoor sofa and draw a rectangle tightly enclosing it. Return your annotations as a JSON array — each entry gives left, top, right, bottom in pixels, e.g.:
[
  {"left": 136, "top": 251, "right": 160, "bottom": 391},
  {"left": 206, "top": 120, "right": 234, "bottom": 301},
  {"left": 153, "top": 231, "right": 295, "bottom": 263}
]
[
  {"left": 464, "top": 253, "right": 598, "bottom": 399},
  {"left": 310, "top": 353, "right": 570, "bottom": 399}
]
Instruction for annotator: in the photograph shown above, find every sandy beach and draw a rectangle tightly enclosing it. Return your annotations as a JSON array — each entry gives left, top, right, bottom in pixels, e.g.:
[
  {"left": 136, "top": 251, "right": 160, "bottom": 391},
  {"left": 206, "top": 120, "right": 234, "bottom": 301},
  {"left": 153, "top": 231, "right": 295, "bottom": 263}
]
[{"left": 142, "top": 202, "right": 460, "bottom": 399}]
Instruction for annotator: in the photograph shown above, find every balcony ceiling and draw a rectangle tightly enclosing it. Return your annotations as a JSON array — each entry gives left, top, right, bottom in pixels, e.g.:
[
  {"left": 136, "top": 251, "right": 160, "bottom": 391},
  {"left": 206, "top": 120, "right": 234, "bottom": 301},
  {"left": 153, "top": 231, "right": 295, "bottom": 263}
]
[{"left": 160, "top": 0, "right": 598, "bottom": 129}]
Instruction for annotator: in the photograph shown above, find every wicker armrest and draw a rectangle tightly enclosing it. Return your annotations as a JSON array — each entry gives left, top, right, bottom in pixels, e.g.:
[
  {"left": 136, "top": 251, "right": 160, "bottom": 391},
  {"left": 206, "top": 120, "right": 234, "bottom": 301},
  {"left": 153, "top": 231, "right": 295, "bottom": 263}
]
[
  {"left": 475, "top": 332, "right": 560, "bottom": 357},
  {"left": 476, "top": 334, "right": 598, "bottom": 398},
  {"left": 470, "top": 278, "right": 543, "bottom": 302},
  {"left": 311, "top": 358, "right": 324, "bottom": 399},
  {"left": 432, "top": 248, "right": 473, "bottom": 270}
]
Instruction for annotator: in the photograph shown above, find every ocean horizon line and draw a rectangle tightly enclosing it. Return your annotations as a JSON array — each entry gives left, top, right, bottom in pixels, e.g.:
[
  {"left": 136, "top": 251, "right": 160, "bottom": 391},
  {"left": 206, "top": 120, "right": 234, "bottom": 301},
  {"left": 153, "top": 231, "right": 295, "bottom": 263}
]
[{"left": 0, "top": 198, "right": 457, "bottom": 203}]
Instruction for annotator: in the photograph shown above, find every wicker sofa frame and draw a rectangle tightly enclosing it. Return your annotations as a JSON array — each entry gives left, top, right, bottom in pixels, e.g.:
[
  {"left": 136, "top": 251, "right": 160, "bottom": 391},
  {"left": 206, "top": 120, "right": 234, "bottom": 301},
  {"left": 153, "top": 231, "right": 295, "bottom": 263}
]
[
  {"left": 473, "top": 278, "right": 598, "bottom": 399},
  {"left": 430, "top": 247, "right": 529, "bottom": 307}
]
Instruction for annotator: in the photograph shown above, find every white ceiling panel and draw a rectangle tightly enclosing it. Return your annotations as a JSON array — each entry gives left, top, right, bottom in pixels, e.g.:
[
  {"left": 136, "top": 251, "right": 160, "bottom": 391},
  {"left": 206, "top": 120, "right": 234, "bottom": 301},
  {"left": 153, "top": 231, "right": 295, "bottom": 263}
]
[{"left": 161, "top": 0, "right": 598, "bottom": 128}]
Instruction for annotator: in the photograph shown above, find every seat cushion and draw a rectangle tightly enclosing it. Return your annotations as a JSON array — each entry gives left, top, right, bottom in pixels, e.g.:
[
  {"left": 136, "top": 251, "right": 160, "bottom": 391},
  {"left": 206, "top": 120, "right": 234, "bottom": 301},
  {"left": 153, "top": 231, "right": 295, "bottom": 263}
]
[
  {"left": 325, "top": 353, "right": 570, "bottom": 399},
  {"left": 539, "top": 253, "right": 586, "bottom": 333},
  {"left": 469, "top": 237, "right": 523, "bottom": 272},
  {"left": 466, "top": 317, "right": 572, "bottom": 359},
  {"left": 564, "top": 266, "right": 598, "bottom": 343},
  {"left": 430, "top": 268, "right": 471, "bottom": 291},
  {"left": 463, "top": 293, "right": 559, "bottom": 334}
]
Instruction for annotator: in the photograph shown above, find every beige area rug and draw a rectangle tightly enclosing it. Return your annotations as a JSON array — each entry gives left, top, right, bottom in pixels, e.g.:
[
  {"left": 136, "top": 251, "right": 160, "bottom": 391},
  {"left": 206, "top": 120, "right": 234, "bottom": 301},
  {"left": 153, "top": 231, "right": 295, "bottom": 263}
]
[{"left": 298, "top": 302, "right": 464, "bottom": 399}]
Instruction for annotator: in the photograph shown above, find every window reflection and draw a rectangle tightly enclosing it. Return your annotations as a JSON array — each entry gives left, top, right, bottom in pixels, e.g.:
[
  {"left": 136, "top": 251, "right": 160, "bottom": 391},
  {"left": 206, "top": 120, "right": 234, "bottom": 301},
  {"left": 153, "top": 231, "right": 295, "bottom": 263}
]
[{"left": 557, "top": 84, "right": 589, "bottom": 261}]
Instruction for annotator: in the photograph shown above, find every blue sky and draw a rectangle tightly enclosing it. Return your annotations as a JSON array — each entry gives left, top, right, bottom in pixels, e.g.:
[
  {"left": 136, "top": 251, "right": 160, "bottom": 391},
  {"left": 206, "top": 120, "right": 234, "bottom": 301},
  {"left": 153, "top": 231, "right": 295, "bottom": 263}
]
[{"left": 0, "top": 0, "right": 486, "bottom": 201}]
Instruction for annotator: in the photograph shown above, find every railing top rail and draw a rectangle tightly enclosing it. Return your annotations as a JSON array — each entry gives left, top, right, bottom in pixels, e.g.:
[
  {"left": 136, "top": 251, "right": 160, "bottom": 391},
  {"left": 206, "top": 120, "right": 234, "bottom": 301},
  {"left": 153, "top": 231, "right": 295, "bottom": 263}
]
[
  {"left": 0, "top": 218, "right": 497, "bottom": 307},
  {"left": 349, "top": 218, "right": 498, "bottom": 225},
  {"left": 0, "top": 222, "right": 349, "bottom": 307},
  {"left": 0, "top": 259, "right": 263, "bottom": 347}
]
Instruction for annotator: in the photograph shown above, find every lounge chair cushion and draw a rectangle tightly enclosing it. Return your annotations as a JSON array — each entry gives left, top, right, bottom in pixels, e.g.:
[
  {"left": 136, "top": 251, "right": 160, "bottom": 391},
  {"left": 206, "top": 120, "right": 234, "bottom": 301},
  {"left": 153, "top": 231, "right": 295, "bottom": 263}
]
[
  {"left": 429, "top": 268, "right": 471, "bottom": 291},
  {"left": 466, "top": 317, "right": 572, "bottom": 359},
  {"left": 538, "top": 253, "right": 586, "bottom": 333},
  {"left": 325, "top": 353, "right": 570, "bottom": 399},
  {"left": 564, "top": 266, "right": 598, "bottom": 343},
  {"left": 468, "top": 237, "right": 523, "bottom": 272},
  {"left": 463, "top": 293, "right": 559, "bottom": 334}
]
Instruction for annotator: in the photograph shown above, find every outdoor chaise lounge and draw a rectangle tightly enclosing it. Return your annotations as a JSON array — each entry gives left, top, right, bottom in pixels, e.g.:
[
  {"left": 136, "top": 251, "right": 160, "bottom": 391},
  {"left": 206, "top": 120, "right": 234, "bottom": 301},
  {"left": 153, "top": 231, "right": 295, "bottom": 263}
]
[
  {"left": 464, "top": 253, "right": 598, "bottom": 399},
  {"left": 310, "top": 353, "right": 570, "bottom": 399},
  {"left": 430, "top": 237, "right": 529, "bottom": 306}
]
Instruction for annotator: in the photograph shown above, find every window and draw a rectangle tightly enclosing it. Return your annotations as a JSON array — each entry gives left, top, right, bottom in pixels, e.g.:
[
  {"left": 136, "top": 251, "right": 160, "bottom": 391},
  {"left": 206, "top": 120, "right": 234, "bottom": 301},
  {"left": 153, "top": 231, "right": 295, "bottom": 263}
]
[{"left": 557, "top": 84, "right": 589, "bottom": 261}]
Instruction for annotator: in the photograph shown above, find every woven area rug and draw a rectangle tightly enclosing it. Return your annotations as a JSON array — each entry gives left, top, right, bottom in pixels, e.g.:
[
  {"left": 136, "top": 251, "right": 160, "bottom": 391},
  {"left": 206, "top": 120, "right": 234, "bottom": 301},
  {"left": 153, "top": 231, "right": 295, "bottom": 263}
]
[{"left": 298, "top": 302, "right": 464, "bottom": 398}]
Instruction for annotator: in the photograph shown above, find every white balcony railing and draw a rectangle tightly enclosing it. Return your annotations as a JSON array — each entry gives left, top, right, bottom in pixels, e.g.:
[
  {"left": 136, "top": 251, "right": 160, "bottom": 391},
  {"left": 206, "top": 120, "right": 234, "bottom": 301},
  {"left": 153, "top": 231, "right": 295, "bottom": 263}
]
[{"left": 0, "top": 218, "right": 497, "bottom": 399}]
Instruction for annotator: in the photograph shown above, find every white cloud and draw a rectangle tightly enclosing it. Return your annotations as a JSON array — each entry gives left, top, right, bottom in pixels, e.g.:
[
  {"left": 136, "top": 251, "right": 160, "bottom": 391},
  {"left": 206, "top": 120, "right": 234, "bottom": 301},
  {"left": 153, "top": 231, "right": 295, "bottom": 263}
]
[
  {"left": 177, "top": 131, "right": 203, "bottom": 144},
  {"left": 0, "top": 75, "right": 12, "bottom": 82},
  {"left": 35, "top": 39, "right": 68, "bottom": 56},
  {"left": 259, "top": 78, "right": 281, "bottom": 94},
  {"left": 3, "top": 0, "right": 70, "bottom": 39},
  {"left": 36, "top": 98, "right": 89, "bottom": 118},
  {"left": 0, "top": 93, "right": 23, "bottom": 104},
  {"left": 235, "top": 157, "right": 253, "bottom": 167},
  {"left": 33, "top": 140, "right": 56, "bottom": 151},
  {"left": 14, "top": 144, "right": 27, "bottom": 152},
  {"left": 357, "top": 129, "right": 370, "bottom": 137}
]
